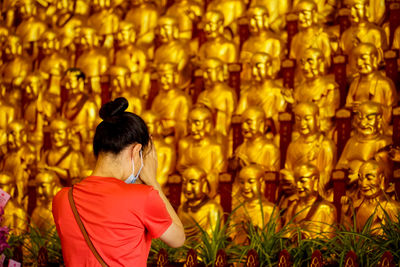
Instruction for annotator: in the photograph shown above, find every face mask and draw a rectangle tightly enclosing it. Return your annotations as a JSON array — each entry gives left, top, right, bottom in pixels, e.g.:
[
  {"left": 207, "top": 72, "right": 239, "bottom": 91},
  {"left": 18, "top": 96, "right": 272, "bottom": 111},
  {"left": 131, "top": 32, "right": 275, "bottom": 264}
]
[{"left": 125, "top": 150, "right": 143, "bottom": 184}]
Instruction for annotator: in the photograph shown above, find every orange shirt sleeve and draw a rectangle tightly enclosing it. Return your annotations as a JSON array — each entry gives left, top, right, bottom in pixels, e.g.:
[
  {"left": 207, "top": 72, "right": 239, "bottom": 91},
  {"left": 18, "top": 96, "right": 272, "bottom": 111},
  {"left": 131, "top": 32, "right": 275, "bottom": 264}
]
[{"left": 143, "top": 188, "right": 172, "bottom": 238}]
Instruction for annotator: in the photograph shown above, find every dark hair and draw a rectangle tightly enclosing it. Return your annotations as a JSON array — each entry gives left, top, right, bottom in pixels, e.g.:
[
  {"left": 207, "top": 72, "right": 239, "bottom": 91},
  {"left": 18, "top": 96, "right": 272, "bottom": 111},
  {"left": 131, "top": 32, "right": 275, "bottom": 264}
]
[
  {"left": 93, "top": 97, "right": 150, "bottom": 158},
  {"left": 66, "top": 68, "right": 86, "bottom": 81}
]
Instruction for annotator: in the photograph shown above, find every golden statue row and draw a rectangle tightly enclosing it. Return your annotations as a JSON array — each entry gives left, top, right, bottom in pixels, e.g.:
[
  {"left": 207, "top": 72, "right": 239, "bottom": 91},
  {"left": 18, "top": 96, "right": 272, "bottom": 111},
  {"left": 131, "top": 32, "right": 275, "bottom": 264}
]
[{"left": 0, "top": 0, "right": 399, "bottom": 247}]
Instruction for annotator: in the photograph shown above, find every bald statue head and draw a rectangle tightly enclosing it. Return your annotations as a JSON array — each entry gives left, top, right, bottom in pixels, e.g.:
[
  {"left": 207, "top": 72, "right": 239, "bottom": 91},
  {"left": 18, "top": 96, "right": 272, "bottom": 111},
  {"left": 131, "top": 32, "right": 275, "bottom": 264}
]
[
  {"left": 294, "top": 163, "right": 320, "bottom": 199},
  {"left": 203, "top": 10, "right": 224, "bottom": 38},
  {"left": 189, "top": 106, "right": 213, "bottom": 140},
  {"left": 238, "top": 164, "right": 265, "bottom": 201},
  {"left": 251, "top": 52, "right": 273, "bottom": 81},
  {"left": 182, "top": 166, "right": 208, "bottom": 202},
  {"left": 241, "top": 106, "right": 265, "bottom": 139},
  {"left": 358, "top": 159, "right": 385, "bottom": 199},
  {"left": 295, "top": 0, "right": 318, "bottom": 29},
  {"left": 202, "top": 57, "right": 227, "bottom": 85},
  {"left": 247, "top": 5, "right": 269, "bottom": 34},
  {"left": 353, "top": 43, "right": 379, "bottom": 75},
  {"left": 294, "top": 102, "right": 320, "bottom": 137},
  {"left": 158, "top": 15, "right": 179, "bottom": 43}
]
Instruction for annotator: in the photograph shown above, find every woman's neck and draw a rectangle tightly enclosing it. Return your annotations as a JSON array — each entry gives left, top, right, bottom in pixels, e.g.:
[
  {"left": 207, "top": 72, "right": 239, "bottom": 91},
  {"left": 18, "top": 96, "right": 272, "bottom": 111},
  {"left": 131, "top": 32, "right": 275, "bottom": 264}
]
[{"left": 91, "top": 153, "right": 128, "bottom": 181}]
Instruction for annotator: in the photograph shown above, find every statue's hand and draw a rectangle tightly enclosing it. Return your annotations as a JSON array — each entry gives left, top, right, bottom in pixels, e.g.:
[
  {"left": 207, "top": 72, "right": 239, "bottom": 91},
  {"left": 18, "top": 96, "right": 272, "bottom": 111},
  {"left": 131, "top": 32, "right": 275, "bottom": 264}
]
[{"left": 281, "top": 88, "right": 294, "bottom": 104}]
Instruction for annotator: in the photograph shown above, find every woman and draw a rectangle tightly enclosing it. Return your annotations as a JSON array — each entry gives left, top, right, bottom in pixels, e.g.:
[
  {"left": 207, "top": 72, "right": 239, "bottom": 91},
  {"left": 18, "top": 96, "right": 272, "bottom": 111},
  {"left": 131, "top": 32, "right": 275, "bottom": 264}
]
[{"left": 52, "top": 97, "right": 185, "bottom": 266}]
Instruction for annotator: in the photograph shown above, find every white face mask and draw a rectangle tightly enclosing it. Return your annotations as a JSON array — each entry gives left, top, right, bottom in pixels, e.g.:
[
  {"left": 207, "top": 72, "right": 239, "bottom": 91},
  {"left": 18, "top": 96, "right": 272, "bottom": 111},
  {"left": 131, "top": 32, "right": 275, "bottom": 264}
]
[{"left": 125, "top": 150, "right": 143, "bottom": 184}]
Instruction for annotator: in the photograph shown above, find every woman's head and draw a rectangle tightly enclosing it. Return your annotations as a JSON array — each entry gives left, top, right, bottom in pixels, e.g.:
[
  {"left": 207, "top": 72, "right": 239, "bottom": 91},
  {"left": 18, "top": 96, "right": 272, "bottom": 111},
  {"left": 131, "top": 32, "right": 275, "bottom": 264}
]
[{"left": 93, "top": 97, "right": 150, "bottom": 158}]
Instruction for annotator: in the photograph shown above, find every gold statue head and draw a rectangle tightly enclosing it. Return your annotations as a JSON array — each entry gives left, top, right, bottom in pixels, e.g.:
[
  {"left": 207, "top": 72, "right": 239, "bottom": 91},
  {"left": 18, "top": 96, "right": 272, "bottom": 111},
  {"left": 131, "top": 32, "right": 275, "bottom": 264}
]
[
  {"left": 4, "top": 35, "right": 22, "bottom": 60},
  {"left": 294, "top": 102, "right": 320, "bottom": 137},
  {"left": 189, "top": 106, "right": 213, "bottom": 140},
  {"left": 352, "top": 43, "right": 378, "bottom": 75},
  {"left": 0, "top": 173, "right": 15, "bottom": 196},
  {"left": 202, "top": 57, "right": 227, "bottom": 86},
  {"left": 35, "top": 171, "right": 58, "bottom": 202},
  {"left": 18, "top": 0, "right": 37, "bottom": 19},
  {"left": 280, "top": 169, "right": 296, "bottom": 195},
  {"left": 157, "top": 16, "right": 179, "bottom": 43},
  {"left": 241, "top": 106, "right": 265, "bottom": 139},
  {"left": 65, "top": 68, "right": 86, "bottom": 94},
  {"left": 157, "top": 62, "right": 180, "bottom": 91},
  {"left": 40, "top": 30, "right": 60, "bottom": 55},
  {"left": 251, "top": 52, "right": 273, "bottom": 81},
  {"left": 345, "top": 0, "right": 369, "bottom": 24},
  {"left": 354, "top": 101, "right": 383, "bottom": 137},
  {"left": 293, "top": 163, "right": 319, "bottom": 199},
  {"left": 7, "top": 121, "right": 27, "bottom": 151},
  {"left": 247, "top": 5, "right": 269, "bottom": 34},
  {"left": 299, "top": 48, "right": 325, "bottom": 80},
  {"left": 182, "top": 166, "right": 208, "bottom": 203},
  {"left": 79, "top": 26, "right": 99, "bottom": 49},
  {"left": 50, "top": 118, "right": 70, "bottom": 148},
  {"left": 203, "top": 10, "right": 224, "bottom": 39},
  {"left": 294, "top": 0, "right": 318, "bottom": 29},
  {"left": 109, "top": 65, "right": 131, "bottom": 93},
  {"left": 358, "top": 159, "right": 384, "bottom": 199},
  {"left": 24, "top": 73, "right": 44, "bottom": 100},
  {"left": 117, "top": 21, "right": 136, "bottom": 47},
  {"left": 142, "top": 110, "right": 161, "bottom": 136},
  {"left": 238, "top": 164, "right": 265, "bottom": 201}
]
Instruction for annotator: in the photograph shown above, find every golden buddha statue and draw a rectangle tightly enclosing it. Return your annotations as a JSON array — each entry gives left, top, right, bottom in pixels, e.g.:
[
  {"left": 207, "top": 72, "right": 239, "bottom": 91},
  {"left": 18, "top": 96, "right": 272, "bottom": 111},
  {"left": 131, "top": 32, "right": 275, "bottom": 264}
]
[
  {"left": 38, "top": 29, "right": 69, "bottom": 108},
  {"left": 0, "top": 35, "right": 31, "bottom": 90},
  {"left": 284, "top": 164, "right": 337, "bottom": 239},
  {"left": 177, "top": 166, "right": 224, "bottom": 239},
  {"left": 61, "top": 68, "right": 99, "bottom": 149},
  {"left": 285, "top": 102, "right": 337, "bottom": 200},
  {"left": 109, "top": 65, "right": 144, "bottom": 115},
  {"left": 125, "top": 0, "right": 159, "bottom": 59},
  {"left": 38, "top": 118, "right": 85, "bottom": 186},
  {"left": 151, "top": 62, "right": 192, "bottom": 141},
  {"left": 1, "top": 121, "right": 35, "bottom": 207},
  {"left": 232, "top": 106, "right": 280, "bottom": 171},
  {"left": 15, "top": 0, "right": 47, "bottom": 58},
  {"left": 347, "top": 160, "right": 400, "bottom": 234},
  {"left": 236, "top": 52, "right": 287, "bottom": 131},
  {"left": 198, "top": 10, "right": 239, "bottom": 64},
  {"left": 88, "top": 0, "right": 120, "bottom": 49},
  {"left": 197, "top": 57, "right": 237, "bottom": 137},
  {"left": 142, "top": 111, "right": 176, "bottom": 189},
  {"left": 76, "top": 26, "right": 109, "bottom": 107},
  {"left": 241, "top": 5, "right": 284, "bottom": 80},
  {"left": 166, "top": 0, "right": 203, "bottom": 40},
  {"left": 346, "top": 43, "right": 397, "bottom": 126},
  {"left": 292, "top": 48, "right": 340, "bottom": 135},
  {"left": 206, "top": 0, "right": 246, "bottom": 36},
  {"left": 289, "top": 0, "right": 331, "bottom": 68},
  {"left": 336, "top": 101, "right": 392, "bottom": 180},
  {"left": 249, "top": 0, "right": 289, "bottom": 32},
  {"left": 115, "top": 21, "right": 150, "bottom": 99},
  {"left": 0, "top": 173, "right": 28, "bottom": 236},
  {"left": 231, "top": 164, "right": 280, "bottom": 245},
  {"left": 177, "top": 106, "right": 226, "bottom": 198},
  {"left": 31, "top": 171, "right": 61, "bottom": 235},
  {"left": 154, "top": 16, "right": 191, "bottom": 87},
  {"left": 340, "top": 0, "right": 387, "bottom": 66}
]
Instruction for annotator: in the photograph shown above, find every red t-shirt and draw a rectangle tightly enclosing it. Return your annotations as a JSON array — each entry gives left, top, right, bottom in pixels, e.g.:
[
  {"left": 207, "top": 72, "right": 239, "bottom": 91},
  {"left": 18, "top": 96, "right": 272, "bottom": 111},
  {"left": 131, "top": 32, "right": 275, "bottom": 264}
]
[{"left": 52, "top": 176, "right": 172, "bottom": 266}]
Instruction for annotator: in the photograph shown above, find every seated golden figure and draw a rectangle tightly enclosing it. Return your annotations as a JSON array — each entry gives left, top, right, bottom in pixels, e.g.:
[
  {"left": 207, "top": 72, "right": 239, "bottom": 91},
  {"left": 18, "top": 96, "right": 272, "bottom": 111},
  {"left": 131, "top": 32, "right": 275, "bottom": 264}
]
[
  {"left": 109, "top": 65, "right": 144, "bottom": 115},
  {"left": 236, "top": 52, "right": 287, "bottom": 131},
  {"left": 177, "top": 106, "right": 226, "bottom": 198},
  {"left": 151, "top": 62, "right": 192, "bottom": 141},
  {"left": 198, "top": 10, "right": 238, "bottom": 64},
  {"left": 115, "top": 21, "right": 150, "bottom": 99},
  {"left": 1, "top": 121, "right": 35, "bottom": 207},
  {"left": 142, "top": 111, "right": 176, "bottom": 190},
  {"left": 289, "top": 0, "right": 331, "bottom": 68},
  {"left": 241, "top": 5, "right": 284, "bottom": 80},
  {"left": 154, "top": 16, "right": 191, "bottom": 87},
  {"left": 61, "top": 68, "right": 98, "bottom": 150},
  {"left": 285, "top": 102, "right": 337, "bottom": 200},
  {"left": 290, "top": 48, "right": 340, "bottom": 135},
  {"left": 197, "top": 57, "right": 237, "bottom": 137},
  {"left": 177, "top": 166, "right": 224, "bottom": 239},
  {"left": 337, "top": 101, "right": 392, "bottom": 181},
  {"left": 39, "top": 118, "right": 85, "bottom": 186},
  {"left": 232, "top": 106, "right": 280, "bottom": 171},
  {"left": 346, "top": 160, "right": 400, "bottom": 234},
  {"left": 231, "top": 164, "right": 280, "bottom": 245},
  {"left": 346, "top": 43, "right": 397, "bottom": 127},
  {"left": 0, "top": 173, "right": 28, "bottom": 236},
  {"left": 125, "top": 0, "right": 159, "bottom": 59},
  {"left": 31, "top": 171, "right": 61, "bottom": 235},
  {"left": 340, "top": 0, "right": 387, "bottom": 68},
  {"left": 284, "top": 164, "right": 337, "bottom": 239},
  {"left": 206, "top": 0, "right": 246, "bottom": 36},
  {"left": 38, "top": 29, "right": 69, "bottom": 108}
]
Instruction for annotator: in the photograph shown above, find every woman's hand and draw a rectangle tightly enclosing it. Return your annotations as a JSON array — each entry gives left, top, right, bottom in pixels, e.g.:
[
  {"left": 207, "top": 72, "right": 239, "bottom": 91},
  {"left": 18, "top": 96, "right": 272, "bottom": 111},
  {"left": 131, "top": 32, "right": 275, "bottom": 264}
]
[{"left": 139, "top": 141, "right": 159, "bottom": 188}]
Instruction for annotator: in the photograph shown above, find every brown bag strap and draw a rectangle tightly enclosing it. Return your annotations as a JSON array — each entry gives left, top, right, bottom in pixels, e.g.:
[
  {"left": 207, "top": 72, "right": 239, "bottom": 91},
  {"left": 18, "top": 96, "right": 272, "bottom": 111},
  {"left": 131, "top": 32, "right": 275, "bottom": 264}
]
[{"left": 68, "top": 187, "right": 108, "bottom": 267}]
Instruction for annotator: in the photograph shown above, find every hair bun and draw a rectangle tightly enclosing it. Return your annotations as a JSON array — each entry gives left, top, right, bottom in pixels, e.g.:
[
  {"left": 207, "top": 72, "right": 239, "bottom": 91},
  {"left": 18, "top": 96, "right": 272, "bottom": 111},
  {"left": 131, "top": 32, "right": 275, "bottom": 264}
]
[{"left": 99, "top": 97, "right": 129, "bottom": 122}]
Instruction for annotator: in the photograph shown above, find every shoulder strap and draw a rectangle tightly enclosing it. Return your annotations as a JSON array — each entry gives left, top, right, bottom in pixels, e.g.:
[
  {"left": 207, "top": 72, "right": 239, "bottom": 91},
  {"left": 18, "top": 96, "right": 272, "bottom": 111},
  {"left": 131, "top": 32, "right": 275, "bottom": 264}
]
[{"left": 68, "top": 187, "right": 108, "bottom": 267}]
